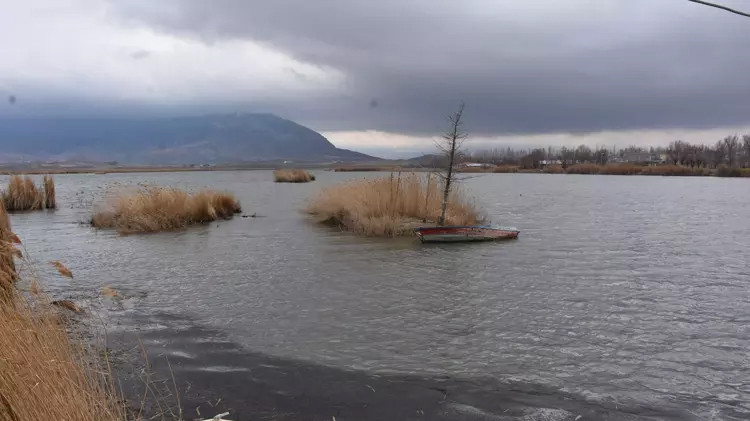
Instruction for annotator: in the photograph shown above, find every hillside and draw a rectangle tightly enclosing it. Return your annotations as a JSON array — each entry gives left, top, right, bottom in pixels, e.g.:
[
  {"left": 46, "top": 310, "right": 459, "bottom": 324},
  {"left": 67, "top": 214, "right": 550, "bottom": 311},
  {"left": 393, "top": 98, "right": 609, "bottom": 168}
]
[{"left": 0, "top": 113, "right": 376, "bottom": 164}]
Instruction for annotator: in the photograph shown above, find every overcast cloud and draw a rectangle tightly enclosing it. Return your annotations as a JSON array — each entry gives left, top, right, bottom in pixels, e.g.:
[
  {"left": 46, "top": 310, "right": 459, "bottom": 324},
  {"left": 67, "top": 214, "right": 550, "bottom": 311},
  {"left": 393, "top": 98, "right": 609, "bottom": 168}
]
[{"left": 2, "top": 0, "right": 750, "bottom": 154}]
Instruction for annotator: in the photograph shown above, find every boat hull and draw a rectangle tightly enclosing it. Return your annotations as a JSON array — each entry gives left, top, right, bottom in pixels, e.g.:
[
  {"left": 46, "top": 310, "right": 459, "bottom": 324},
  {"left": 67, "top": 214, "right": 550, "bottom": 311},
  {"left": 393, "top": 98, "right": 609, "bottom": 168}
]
[{"left": 414, "top": 225, "right": 519, "bottom": 243}]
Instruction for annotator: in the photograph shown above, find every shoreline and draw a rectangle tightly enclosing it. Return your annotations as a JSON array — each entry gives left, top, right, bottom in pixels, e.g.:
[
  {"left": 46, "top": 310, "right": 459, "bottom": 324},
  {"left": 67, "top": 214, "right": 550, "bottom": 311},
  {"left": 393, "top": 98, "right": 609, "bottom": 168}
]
[
  {"left": 0, "top": 164, "right": 747, "bottom": 178},
  {"left": 107, "top": 312, "right": 693, "bottom": 421}
]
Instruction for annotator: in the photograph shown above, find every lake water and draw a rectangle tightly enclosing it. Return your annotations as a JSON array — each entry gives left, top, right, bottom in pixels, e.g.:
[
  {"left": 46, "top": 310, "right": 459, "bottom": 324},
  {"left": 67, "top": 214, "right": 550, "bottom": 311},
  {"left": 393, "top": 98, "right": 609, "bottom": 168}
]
[{"left": 7, "top": 171, "right": 750, "bottom": 420}]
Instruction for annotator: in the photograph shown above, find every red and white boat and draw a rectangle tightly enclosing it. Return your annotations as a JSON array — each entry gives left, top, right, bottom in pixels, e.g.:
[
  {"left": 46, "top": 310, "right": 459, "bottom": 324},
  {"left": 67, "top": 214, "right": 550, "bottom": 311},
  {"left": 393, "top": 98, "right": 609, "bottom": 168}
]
[{"left": 414, "top": 225, "right": 520, "bottom": 243}]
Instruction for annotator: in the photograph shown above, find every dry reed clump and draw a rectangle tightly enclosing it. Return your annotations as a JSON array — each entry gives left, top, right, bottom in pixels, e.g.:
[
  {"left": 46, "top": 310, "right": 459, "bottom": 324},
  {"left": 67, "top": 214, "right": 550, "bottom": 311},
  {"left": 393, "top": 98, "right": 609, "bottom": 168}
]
[
  {"left": 306, "top": 173, "right": 480, "bottom": 237},
  {"left": 598, "top": 163, "right": 644, "bottom": 175},
  {"left": 0, "top": 281, "right": 125, "bottom": 420},
  {"left": 715, "top": 165, "right": 750, "bottom": 177},
  {"left": 0, "top": 201, "right": 18, "bottom": 298},
  {"left": 43, "top": 175, "right": 56, "bottom": 209},
  {"left": 0, "top": 213, "right": 123, "bottom": 420},
  {"left": 91, "top": 187, "right": 242, "bottom": 234},
  {"left": 273, "top": 169, "right": 316, "bottom": 183},
  {"left": 1, "top": 175, "right": 57, "bottom": 211},
  {"left": 542, "top": 165, "right": 565, "bottom": 174},
  {"left": 492, "top": 165, "right": 520, "bottom": 173},
  {"left": 565, "top": 163, "right": 602, "bottom": 174},
  {"left": 640, "top": 165, "right": 710, "bottom": 176}
]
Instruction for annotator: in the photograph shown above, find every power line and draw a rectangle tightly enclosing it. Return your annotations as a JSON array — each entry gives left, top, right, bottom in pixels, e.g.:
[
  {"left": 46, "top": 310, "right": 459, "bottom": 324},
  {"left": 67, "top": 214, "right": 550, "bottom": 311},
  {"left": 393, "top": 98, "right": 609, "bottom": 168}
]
[{"left": 687, "top": 0, "right": 750, "bottom": 18}]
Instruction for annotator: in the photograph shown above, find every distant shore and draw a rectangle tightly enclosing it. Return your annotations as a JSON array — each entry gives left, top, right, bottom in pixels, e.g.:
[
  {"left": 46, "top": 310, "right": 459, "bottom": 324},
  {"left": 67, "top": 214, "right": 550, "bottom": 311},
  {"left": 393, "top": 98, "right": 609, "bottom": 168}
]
[{"left": 2, "top": 162, "right": 750, "bottom": 177}]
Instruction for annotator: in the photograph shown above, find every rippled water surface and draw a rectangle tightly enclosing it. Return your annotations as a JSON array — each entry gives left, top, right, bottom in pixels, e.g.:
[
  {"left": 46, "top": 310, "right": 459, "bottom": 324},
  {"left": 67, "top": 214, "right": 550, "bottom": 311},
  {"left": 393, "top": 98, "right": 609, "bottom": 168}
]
[{"left": 8, "top": 171, "right": 750, "bottom": 419}]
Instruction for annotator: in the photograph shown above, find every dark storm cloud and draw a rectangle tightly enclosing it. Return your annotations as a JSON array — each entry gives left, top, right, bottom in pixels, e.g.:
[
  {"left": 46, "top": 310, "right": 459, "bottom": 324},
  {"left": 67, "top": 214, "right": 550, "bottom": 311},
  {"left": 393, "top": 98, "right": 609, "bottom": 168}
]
[{"left": 110, "top": 0, "right": 750, "bottom": 134}]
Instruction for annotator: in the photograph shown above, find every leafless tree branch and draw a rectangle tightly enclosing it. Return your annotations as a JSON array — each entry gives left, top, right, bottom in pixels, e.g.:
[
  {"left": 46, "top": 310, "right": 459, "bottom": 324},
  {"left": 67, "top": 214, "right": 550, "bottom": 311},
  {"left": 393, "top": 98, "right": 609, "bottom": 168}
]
[{"left": 687, "top": 0, "right": 750, "bottom": 18}]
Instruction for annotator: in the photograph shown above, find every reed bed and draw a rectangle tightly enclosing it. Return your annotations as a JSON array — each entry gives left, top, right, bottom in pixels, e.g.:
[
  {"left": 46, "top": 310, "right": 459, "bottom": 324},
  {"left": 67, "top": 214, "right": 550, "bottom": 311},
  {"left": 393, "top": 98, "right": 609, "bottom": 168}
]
[
  {"left": 307, "top": 173, "right": 480, "bottom": 237},
  {"left": 542, "top": 165, "right": 565, "bottom": 174},
  {"left": 0, "top": 290, "right": 125, "bottom": 421},
  {"left": 564, "top": 163, "right": 602, "bottom": 174},
  {"left": 715, "top": 165, "right": 750, "bottom": 177},
  {"left": 43, "top": 175, "right": 56, "bottom": 209},
  {"left": 0, "top": 201, "right": 17, "bottom": 298},
  {"left": 273, "top": 169, "right": 315, "bottom": 183},
  {"left": 91, "top": 187, "right": 241, "bottom": 233},
  {"left": 492, "top": 165, "right": 520, "bottom": 173},
  {"left": 0, "top": 210, "right": 124, "bottom": 420},
  {"left": 597, "top": 163, "right": 643, "bottom": 175},
  {"left": 639, "top": 165, "right": 709, "bottom": 176},
  {"left": 0, "top": 175, "right": 56, "bottom": 211}
]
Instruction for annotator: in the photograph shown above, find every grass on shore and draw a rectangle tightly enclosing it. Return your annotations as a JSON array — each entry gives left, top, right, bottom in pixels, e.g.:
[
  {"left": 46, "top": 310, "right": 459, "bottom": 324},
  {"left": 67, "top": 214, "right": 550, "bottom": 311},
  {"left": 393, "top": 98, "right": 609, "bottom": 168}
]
[
  {"left": 0, "top": 201, "right": 125, "bottom": 420},
  {"left": 91, "top": 187, "right": 241, "bottom": 234},
  {"left": 273, "top": 169, "right": 315, "bottom": 183},
  {"left": 540, "top": 164, "right": 712, "bottom": 176},
  {"left": 0, "top": 290, "right": 125, "bottom": 421},
  {"left": 307, "top": 173, "right": 480, "bottom": 237},
  {"left": 1, "top": 175, "right": 57, "bottom": 212}
]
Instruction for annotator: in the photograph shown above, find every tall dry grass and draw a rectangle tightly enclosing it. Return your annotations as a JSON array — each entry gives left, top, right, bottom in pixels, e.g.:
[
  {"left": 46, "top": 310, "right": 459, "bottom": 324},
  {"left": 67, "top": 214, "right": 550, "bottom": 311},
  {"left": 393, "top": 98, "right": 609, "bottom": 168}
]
[
  {"left": 273, "top": 169, "right": 315, "bottom": 183},
  {"left": 307, "top": 173, "right": 480, "bottom": 236},
  {"left": 43, "top": 175, "right": 56, "bottom": 209},
  {"left": 565, "top": 163, "right": 602, "bottom": 174},
  {"left": 542, "top": 165, "right": 565, "bottom": 174},
  {"left": 493, "top": 165, "right": 520, "bottom": 173},
  {"left": 1, "top": 175, "right": 56, "bottom": 211},
  {"left": 0, "top": 289, "right": 126, "bottom": 421},
  {"left": 91, "top": 187, "right": 241, "bottom": 234},
  {"left": 0, "top": 210, "right": 124, "bottom": 420},
  {"left": 598, "top": 163, "right": 644, "bottom": 175},
  {"left": 0, "top": 201, "right": 17, "bottom": 298},
  {"left": 639, "top": 165, "right": 709, "bottom": 176}
]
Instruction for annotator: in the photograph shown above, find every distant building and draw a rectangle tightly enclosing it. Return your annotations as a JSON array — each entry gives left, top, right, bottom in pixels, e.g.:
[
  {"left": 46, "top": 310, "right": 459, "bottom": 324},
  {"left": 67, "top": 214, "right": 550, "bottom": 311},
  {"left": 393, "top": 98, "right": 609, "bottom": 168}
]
[
  {"left": 459, "top": 162, "right": 496, "bottom": 168},
  {"left": 539, "top": 159, "right": 562, "bottom": 166}
]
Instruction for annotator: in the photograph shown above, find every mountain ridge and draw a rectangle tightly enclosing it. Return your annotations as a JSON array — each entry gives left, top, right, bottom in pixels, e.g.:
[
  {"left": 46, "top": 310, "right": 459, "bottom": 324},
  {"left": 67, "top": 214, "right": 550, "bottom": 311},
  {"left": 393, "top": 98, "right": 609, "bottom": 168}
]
[{"left": 0, "top": 113, "right": 378, "bottom": 164}]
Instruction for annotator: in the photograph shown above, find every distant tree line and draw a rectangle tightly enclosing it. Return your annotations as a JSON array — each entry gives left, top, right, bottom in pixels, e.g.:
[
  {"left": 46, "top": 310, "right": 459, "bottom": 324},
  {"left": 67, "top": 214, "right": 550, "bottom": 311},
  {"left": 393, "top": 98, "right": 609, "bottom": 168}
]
[{"left": 463, "top": 135, "right": 750, "bottom": 170}]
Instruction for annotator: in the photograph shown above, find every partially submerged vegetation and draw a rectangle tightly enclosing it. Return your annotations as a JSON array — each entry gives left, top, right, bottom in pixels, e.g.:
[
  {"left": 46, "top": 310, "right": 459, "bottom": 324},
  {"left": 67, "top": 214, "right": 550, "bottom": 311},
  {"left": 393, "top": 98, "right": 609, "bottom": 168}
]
[
  {"left": 0, "top": 203, "right": 124, "bottom": 420},
  {"left": 307, "top": 173, "right": 479, "bottom": 237},
  {"left": 1, "top": 175, "right": 57, "bottom": 211},
  {"left": 274, "top": 169, "right": 316, "bottom": 183},
  {"left": 91, "top": 187, "right": 241, "bottom": 233}
]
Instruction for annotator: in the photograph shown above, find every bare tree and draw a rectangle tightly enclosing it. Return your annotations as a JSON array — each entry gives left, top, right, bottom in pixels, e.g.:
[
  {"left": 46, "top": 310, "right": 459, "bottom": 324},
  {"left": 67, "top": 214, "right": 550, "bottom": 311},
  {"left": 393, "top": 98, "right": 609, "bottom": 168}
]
[
  {"left": 743, "top": 135, "right": 750, "bottom": 167},
  {"left": 722, "top": 135, "right": 740, "bottom": 167},
  {"left": 436, "top": 103, "right": 467, "bottom": 226}
]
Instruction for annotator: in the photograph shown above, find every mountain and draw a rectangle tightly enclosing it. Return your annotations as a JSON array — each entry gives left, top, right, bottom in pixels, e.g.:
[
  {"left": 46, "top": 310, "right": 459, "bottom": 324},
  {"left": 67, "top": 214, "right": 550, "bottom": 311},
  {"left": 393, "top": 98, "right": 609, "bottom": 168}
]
[{"left": 0, "top": 113, "right": 377, "bottom": 164}]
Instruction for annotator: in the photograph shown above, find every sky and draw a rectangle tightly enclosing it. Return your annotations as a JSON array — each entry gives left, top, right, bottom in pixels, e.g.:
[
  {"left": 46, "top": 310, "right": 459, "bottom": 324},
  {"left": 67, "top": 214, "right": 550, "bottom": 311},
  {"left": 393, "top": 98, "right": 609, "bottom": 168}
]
[{"left": 2, "top": 0, "right": 750, "bottom": 158}]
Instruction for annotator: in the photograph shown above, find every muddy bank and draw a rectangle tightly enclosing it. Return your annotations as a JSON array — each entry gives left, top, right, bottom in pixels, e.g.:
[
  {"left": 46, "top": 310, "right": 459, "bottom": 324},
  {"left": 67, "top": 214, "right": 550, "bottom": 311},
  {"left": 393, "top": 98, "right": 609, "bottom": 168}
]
[{"left": 106, "top": 313, "right": 695, "bottom": 421}]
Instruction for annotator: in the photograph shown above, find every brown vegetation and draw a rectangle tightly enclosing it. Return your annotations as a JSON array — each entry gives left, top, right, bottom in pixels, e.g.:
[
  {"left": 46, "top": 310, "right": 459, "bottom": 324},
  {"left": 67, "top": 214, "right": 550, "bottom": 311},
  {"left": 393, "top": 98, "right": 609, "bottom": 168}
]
[
  {"left": 1, "top": 175, "right": 56, "bottom": 211},
  {"left": 51, "top": 261, "right": 74, "bottom": 278},
  {"left": 598, "top": 163, "right": 643, "bottom": 175},
  {"left": 716, "top": 164, "right": 750, "bottom": 177},
  {"left": 273, "top": 169, "right": 315, "bottom": 183},
  {"left": 91, "top": 187, "right": 241, "bottom": 234},
  {"left": 565, "top": 163, "right": 602, "bottom": 174},
  {"left": 307, "top": 173, "right": 480, "bottom": 236},
  {"left": 542, "top": 165, "right": 565, "bottom": 174},
  {"left": 639, "top": 165, "right": 709, "bottom": 176},
  {"left": 0, "top": 201, "right": 17, "bottom": 297},
  {"left": 0, "top": 216, "right": 124, "bottom": 420},
  {"left": 492, "top": 165, "right": 520, "bottom": 173},
  {"left": 43, "top": 175, "right": 56, "bottom": 209},
  {"left": 0, "top": 295, "right": 125, "bottom": 421}
]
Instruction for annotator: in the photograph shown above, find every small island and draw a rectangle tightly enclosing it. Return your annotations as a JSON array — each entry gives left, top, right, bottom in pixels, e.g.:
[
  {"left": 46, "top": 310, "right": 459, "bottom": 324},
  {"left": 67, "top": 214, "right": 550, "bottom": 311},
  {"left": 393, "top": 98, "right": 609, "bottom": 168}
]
[{"left": 91, "top": 187, "right": 241, "bottom": 234}]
